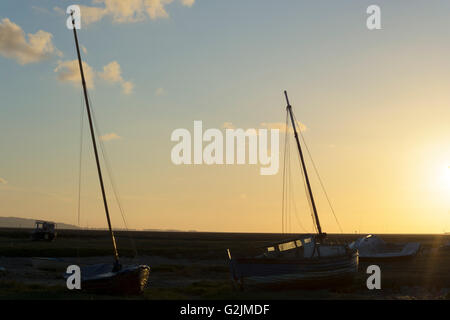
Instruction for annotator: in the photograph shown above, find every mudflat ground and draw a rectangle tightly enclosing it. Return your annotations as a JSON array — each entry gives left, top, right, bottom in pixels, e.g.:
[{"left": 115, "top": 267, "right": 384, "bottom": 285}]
[{"left": 0, "top": 228, "right": 449, "bottom": 299}]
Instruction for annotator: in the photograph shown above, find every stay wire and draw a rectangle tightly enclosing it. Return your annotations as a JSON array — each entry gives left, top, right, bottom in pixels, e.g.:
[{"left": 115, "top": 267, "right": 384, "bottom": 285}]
[
  {"left": 291, "top": 112, "right": 343, "bottom": 233},
  {"left": 76, "top": 90, "right": 84, "bottom": 264},
  {"left": 281, "top": 111, "right": 289, "bottom": 234},
  {"left": 86, "top": 91, "right": 139, "bottom": 260}
]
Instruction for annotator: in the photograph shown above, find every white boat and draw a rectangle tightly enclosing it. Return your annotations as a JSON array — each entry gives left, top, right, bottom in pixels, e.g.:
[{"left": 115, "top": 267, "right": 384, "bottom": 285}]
[{"left": 349, "top": 234, "right": 421, "bottom": 261}]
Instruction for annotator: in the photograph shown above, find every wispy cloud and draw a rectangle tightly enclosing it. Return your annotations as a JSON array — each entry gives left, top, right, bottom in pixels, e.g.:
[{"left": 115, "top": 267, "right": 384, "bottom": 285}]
[
  {"left": 0, "top": 18, "right": 61, "bottom": 65},
  {"left": 54, "top": 59, "right": 95, "bottom": 89},
  {"left": 222, "top": 122, "right": 235, "bottom": 129},
  {"left": 53, "top": 7, "right": 65, "bottom": 16},
  {"left": 31, "top": 6, "right": 52, "bottom": 15},
  {"left": 100, "top": 133, "right": 122, "bottom": 141},
  {"left": 55, "top": 0, "right": 196, "bottom": 26},
  {"left": 0, "top": 177, "right": 8, "bottom": 184}
]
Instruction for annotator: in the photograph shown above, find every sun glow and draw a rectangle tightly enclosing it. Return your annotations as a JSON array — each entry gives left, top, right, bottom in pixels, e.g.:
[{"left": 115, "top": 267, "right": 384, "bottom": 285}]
[
  {"left": 432, "top": 163, "right": 450, "bottom": 201},
  {"left": 441, "top": 165, "right": 450, "bottom": 190}
]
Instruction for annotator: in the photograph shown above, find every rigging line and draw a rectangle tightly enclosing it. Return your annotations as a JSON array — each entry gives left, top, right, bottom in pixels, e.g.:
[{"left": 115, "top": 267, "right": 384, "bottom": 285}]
[
  {"left": 293, "top": 119, "right": 319, "bottom": 233},
  {"left": 288, "top": 131, "right": 307, "bottom": 232},
  {"left": 281, "top": 110, "right": 289, "bottom": 234},
  {"left": 290, "top": 118, "right": 317, "bottom": 234},
  {"left": 285, "top": 123, "right": 291, "bottom": 233},
  {"left": 286, "top": 134, "right": 290, "bottom": 234},
  {"left": 294, "top": 135, "right": 316, "bottom": 234},
  {"left": 288, "top": 144, "right": 293, "bottom": 234},
  {"left": 76, "top": 90, "right": 85, "bottom": 263},
  {"left": 88, "top": 94, "right": 138, "bottom": 259},
  {"left": 78, "top": 92, "right": 84, "bottom": 228},
  {"left": 288, "top": 144, "right": 308, "bottom": 234},
  {"left": 284, "top": 112, "right": 312, "bottom": 234},
  {"left": 292, "top": 112, "right": 343, "bottom": 233},
  {"left": 87, "top": 92, "right": 139, "bottom": 259}
]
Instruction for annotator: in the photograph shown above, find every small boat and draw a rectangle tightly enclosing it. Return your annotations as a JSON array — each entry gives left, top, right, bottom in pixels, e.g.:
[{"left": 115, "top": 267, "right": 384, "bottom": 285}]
[
  {"left": 349, "top": 234, "right": 421, "bottom": 261},
  {"left": 228, "top": 91, "right": 358, "bottom": 289},
  {"left": 65, "top": 12, "right": 150, "bottom": 294},
  {"left": 80, "top": 263, "right": 150, "bottom": 295}
]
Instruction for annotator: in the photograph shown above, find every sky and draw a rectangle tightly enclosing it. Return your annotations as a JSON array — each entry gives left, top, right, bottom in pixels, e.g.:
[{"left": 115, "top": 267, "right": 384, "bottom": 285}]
[{"left": 0, "top": 0, "right": 449, "bottom": 234}]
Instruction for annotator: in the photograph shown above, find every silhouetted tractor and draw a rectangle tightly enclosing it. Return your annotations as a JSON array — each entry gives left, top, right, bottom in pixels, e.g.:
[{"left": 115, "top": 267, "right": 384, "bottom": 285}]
[{"left": 31, "top": 220, "right": 57, "bottom": 241}]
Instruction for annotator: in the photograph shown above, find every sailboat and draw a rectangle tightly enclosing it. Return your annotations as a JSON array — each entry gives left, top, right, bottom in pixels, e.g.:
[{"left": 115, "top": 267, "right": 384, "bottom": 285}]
[
  {"left": 227, "top": 91, "right": 358, "bottom": 289},
  {"left": 67, "top": 12, "right": 150, "bottom": 295}
]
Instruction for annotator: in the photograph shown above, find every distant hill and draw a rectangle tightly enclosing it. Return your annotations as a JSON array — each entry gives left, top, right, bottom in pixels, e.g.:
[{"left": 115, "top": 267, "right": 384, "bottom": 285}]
[{"left": 0, "top": 217, "right": 79, "bottom": 229}]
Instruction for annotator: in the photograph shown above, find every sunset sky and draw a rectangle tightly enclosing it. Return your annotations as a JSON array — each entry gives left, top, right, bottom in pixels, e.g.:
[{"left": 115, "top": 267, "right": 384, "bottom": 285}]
[{"left": 0, "top": 0, "right": 449, "bottom": 234}]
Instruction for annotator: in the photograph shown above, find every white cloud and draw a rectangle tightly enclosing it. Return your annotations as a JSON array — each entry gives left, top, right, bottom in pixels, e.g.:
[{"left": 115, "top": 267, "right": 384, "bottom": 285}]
[
  {"left": 98, "top": 61, "right": 134, "bottom": 94},
  {"left": 55, "top": 60, "right": 133, "bottom": 94},
  {"left": 122, "top": 81, "right": 134, "bottom": 95},
  {"left": 99, "top": 61, "right": 123, "bottom": 83},
  {"left": 100, "top": 133, "right": 122, "bottom": 141},
  {"left": 54, "top": 59, "right": 95, "bottom": 89},
  {"left": 0, "top": 177, "right": 7, "bottom": 184},
  {"left": 78, "top": 4, "right": 108, "bottom": 25},
  {"left": 145, "top": 0, "right": 172, "bottom": 19},
  {"left": 180, "top": 0, "right": 195, "bottom": 7},
  {"left": 0, "top": 18, "right": 61, "bottom": 65},
  {"left": 155, "top": 87, "right": 165, "bottom": 96},
  {"left": 55, "top": 0, "right": 195, "bottom": 26}
]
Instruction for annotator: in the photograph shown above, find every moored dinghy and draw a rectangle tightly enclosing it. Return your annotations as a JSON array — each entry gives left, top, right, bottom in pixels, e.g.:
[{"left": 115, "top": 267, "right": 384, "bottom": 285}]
[
  {"left": 80, "top": 263, "right": 150, "bottom": 295},
  {"left": 66, "top": 11, "right": 150, "bottom": 294},
  {"left": 349, "top": 234, "right": 421, "bottom": 261},
  {"left": 228, "top": 91, "right": 358, "bottom": 289}
]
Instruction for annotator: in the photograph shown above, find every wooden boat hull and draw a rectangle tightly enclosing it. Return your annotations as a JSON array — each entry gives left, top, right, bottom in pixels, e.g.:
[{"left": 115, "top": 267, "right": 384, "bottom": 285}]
[
  {"left": 229, "top": 252, "right": 358, "bottom": 289},
  {"left": 81, "top": 264, "right": 150, "bottom": 295}
]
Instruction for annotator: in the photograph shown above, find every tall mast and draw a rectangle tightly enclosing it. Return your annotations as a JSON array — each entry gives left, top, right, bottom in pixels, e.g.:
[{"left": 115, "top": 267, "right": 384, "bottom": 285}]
[
  {"left": 70, "top": 13, "right": 120, "bottom": 268},
  {"left": 284, "top": 90, "right": 323, "bottom": 236}
]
